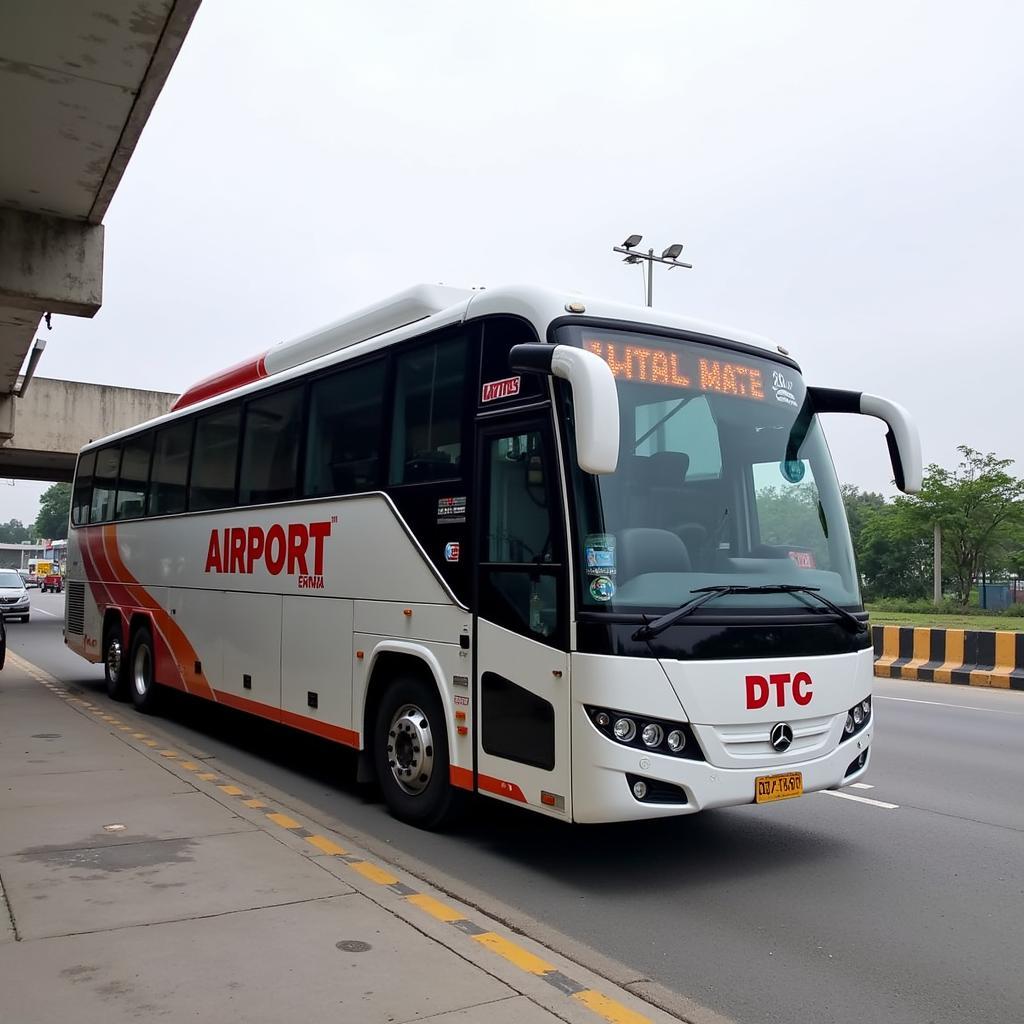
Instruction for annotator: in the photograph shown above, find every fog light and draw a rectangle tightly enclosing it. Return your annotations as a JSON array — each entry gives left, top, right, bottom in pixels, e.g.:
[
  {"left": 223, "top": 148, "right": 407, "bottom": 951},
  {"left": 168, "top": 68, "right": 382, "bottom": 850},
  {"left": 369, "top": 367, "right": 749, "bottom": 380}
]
[
  {"left": 632, "top": 779, "right": 648, "bottom": 800},
  {"left": 595, "top": 711, "right": 610, "bottom": 728},
  {"left": 613, "top": 718, "right": 636, "bottom": 742},
  {"left": 844, "top": 713, "right": 855, "bottom": 734},
  {"left": 641, "top": 723, "right": 663, "bottom": 748},
  {"left": 666, "top": 729, "right": 686, "bottom": 752},
  {"left": 861, "top": 699, "right": 871, "bottom": 715},
  {"left": 853, "top": 705, "right": 864, "bottom": 725}
]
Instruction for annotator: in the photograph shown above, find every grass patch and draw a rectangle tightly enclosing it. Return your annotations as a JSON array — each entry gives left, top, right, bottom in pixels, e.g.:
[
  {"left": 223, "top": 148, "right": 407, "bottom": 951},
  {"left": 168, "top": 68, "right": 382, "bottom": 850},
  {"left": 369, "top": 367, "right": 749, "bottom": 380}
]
[{"left": 866, "top": 609, "right": 1024, "bottom": 631}]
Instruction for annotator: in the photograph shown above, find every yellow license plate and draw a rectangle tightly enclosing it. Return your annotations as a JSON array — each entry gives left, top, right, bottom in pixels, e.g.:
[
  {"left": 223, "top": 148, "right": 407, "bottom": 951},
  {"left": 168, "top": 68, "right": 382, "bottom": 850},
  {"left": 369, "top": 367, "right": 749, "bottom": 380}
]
[{"left": 754, "top": 771, "right": 803, "bottom": 803}]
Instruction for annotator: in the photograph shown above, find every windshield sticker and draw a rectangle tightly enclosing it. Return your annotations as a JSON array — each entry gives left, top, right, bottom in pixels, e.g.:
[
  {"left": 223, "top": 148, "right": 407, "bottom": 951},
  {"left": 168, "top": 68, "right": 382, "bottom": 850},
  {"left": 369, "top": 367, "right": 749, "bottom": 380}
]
[
  {"left": 771, "top": 369, "right": 798, "bottom": 407},
  {"left": 788, "top": 550, "right": 816, "bottom": 569},
  {"left": 437, "top": 496, "right": 467, "bottom": 524},
  {"left": 584, "top": 533, "right": 617, "bottom": 578},
  {"left": 444, "top": 542, "right": 460, "bottom": 562},
  {"left": 589, "top": 576, "right": 616, "bottom": 602}
]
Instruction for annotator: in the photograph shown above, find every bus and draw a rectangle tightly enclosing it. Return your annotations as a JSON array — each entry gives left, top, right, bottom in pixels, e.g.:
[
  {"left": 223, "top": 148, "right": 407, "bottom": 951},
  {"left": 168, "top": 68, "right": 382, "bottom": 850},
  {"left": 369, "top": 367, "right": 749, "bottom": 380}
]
[{"left": 64, "top": 284, "right": 920, "bottom": 827}]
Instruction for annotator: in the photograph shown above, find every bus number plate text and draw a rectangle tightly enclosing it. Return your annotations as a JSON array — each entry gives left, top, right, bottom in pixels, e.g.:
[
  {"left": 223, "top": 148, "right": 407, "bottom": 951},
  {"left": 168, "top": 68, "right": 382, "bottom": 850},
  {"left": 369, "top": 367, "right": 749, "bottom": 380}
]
[{"left": 754, "top": 772, "right": 803, "bottom": 804}]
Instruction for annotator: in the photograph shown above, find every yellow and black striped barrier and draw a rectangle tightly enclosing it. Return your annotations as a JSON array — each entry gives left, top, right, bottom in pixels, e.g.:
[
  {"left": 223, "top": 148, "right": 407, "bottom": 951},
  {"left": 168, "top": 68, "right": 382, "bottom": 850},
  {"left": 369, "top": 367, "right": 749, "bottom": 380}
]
[{"left": 873, "top": 625, "right": 1024, "bottom": 689}]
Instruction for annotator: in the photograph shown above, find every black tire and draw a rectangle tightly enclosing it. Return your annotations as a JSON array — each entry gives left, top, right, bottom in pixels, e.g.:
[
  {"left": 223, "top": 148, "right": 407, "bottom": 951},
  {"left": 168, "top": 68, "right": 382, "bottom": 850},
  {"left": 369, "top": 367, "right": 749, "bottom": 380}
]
[
  {"left": 104, "top": 620, "right": 128, "bottom": 700},
  {"left": 373, "top": 675, "right": 464, "bottom": 829},
  {"left": 128, "top": 625, "right": 159, "bottom": 713}
]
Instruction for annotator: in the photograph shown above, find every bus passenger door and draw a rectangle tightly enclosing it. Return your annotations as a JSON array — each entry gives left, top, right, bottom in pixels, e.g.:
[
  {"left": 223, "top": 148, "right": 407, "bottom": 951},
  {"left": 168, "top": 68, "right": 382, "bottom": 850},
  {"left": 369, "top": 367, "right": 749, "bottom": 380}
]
[{"left": 475, "top": 419, "right": 571, "bottom": 818}]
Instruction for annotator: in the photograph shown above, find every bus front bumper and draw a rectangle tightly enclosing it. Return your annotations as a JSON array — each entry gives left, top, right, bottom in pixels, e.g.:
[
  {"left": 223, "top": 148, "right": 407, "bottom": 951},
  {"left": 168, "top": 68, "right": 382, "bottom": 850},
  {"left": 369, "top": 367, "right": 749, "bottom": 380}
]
[{"left": 571, "top": 709, "right": 872, "bottom": 823}]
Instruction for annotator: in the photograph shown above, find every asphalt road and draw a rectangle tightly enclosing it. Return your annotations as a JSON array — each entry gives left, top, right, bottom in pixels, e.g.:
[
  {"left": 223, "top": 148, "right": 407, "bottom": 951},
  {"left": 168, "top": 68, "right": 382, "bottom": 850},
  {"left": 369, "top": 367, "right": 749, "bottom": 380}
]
[{"left": 8, "top": 592, "right": 1024, "bottom": 1024}]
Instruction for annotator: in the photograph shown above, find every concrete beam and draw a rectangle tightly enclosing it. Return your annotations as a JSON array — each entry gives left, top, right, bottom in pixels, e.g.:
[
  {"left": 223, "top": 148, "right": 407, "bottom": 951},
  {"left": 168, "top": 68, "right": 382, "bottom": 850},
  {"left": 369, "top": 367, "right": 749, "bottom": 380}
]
[
  {"left": 0, "top": 376, "right": 178, "bottom": 482},
  {"left": 0, "top": 208, "right": 103, "bottom": 317}
]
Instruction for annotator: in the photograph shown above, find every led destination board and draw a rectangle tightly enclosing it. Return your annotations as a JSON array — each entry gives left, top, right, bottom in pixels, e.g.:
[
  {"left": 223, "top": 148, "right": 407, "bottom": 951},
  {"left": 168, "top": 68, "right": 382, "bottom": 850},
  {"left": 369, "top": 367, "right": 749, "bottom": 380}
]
[{"left": 583, "top": 337, "right": 768, "bottom": 402}]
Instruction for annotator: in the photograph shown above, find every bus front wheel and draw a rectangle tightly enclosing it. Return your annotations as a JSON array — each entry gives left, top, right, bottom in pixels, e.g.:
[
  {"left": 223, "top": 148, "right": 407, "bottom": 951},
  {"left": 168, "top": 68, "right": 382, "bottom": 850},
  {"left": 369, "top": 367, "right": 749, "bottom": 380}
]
[
  {"left": 129, "top": 625, "right": 159, "bottom": 713},
  {"left": 104, "top": 620, "right": 127, "bottom": 700},
  {"left": 373, "top": 676, "right": 463, "bottom": 829}
]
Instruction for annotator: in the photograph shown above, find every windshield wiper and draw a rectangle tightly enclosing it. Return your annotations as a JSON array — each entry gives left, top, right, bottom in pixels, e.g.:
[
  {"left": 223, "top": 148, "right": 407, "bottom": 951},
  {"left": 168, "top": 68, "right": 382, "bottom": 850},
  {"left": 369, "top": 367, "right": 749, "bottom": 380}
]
[{"left": 632, "top": 584, "right": 865, "bottom": 641}]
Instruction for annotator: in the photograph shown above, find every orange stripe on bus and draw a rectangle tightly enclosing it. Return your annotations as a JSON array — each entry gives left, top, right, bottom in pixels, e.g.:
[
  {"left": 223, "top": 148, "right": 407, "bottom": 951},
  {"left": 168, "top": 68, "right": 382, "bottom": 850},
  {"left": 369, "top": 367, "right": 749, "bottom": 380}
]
[
  {"left": 449, "top": 765, "right": 474, "bottom": 791},
  {"left": 477, "top": 773, "right": 527, "bottom": 803}
]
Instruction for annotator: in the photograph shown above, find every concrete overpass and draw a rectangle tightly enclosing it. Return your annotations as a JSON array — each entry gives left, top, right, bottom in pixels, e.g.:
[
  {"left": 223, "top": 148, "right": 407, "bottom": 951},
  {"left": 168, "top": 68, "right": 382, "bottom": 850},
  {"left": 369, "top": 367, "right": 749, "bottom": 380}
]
[{"left": 0, "top": 0, "right": 200, "bottom": 479}]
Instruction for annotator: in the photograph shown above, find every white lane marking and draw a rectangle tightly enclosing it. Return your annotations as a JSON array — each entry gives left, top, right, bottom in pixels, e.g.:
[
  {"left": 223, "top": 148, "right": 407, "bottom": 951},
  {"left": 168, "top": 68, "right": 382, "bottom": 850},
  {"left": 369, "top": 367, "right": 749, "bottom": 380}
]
[
  {"left": 850, "top": 782, "right": 874, "bottom": 790},
  {"left": 821, "top": 790, "right": 898, "bottom": 810},
  {"left": 875, "top": 695, "right": 1024, "bottom": 716},
  {"left": 31, "top": 607, "right": 60, "bottom": 618}
]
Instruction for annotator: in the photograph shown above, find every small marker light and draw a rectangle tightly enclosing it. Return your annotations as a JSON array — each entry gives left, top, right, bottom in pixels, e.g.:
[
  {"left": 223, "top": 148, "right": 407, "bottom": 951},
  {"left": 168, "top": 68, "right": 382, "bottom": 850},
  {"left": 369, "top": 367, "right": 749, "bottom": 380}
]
[
  {"left": 666, "top": 729, "right": 686, "bottom": 752},
  {"left": 632, "top": 779, "right": 648, "bottom": 800},
  {"left": 853, "top": 705, "right": 864, "bottom": 725},
  {"left": 844, "top": 713, "right": 855, "bottom": 734},
  {"left": 595, "top": 711, "right": 610, "bottom": 728},
  {"left": 613, "top": 718, "right": 636, "bottom": 742},
  {"left": 862, "top": 699, "right": 871, "bottom": 715}
]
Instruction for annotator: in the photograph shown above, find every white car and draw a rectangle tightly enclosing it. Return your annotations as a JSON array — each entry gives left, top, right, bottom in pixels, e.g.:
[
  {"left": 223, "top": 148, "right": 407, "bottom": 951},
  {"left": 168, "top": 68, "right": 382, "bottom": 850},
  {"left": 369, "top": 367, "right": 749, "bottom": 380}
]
[{"left": 0, "top": 569, "right": 31, "bottom": 622}]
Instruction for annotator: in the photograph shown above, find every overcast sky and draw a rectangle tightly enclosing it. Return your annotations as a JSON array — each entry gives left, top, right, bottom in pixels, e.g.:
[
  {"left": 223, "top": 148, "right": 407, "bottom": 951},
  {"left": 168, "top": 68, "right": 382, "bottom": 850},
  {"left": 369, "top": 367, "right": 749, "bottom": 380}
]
[{"left": 5, "top": 0, "right": 1022, "bottom": 525}]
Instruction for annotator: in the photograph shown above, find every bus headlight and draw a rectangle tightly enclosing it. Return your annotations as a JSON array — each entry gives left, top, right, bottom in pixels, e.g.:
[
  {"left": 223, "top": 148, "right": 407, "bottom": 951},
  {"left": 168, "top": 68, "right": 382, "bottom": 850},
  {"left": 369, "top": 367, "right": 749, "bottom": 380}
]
[
  {"left": 641, "top": 723, "right": 663, "bottom": 748},
  {"left": 844, "top": 713, "right": 855, "bottom": 735},
  {"left": 613, "top": 718, "right": 636, "bottom": 742},
  {"left": 841, "top": 697, "right": 871, "bottom": 741},
  {"left": 585, "top": 706, "right": 704, "bottom": 761},
  {"left": 852, "top": 705, "right": 864, "bottom": 725}
]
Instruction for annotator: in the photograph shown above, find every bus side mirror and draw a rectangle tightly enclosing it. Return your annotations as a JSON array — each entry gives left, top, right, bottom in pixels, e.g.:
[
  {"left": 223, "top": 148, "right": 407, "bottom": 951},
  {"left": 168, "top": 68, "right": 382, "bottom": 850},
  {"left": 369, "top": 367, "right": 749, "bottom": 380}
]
[
  {"left": 509, "top": 343, "right": 619, "bottom": 474},
  {"left": 808, "top": 386, "right": 922, "bottom": 493}
]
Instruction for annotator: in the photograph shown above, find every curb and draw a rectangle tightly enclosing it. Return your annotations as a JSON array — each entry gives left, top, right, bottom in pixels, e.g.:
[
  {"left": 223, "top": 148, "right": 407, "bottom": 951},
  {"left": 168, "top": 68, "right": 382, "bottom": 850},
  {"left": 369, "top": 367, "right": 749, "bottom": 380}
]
[{"left": 873, "top": 625, "right": 1024, "bottom": 689}]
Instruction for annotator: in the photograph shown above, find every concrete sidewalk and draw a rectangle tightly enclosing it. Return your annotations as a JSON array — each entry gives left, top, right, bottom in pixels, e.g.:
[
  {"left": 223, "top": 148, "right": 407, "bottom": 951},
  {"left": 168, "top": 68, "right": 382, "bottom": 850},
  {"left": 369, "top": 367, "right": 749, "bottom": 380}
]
[{"left": 0, "top": 653, "right": 692, "bottom": 1024}]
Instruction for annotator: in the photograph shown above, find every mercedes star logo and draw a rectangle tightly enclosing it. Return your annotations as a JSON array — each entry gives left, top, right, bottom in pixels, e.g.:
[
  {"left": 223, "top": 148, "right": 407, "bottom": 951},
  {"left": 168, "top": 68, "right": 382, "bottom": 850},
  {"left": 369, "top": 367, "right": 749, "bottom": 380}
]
[{"left": 770, "top": 722, "right": 794, "bottom": 752}]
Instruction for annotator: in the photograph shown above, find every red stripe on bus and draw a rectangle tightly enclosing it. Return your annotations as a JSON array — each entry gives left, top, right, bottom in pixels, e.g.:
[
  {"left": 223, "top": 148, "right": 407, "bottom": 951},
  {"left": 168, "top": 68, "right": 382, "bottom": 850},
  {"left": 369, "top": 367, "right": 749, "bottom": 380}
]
[
  {"left": 477, "top": 774, "right": 527, "bottom": 803},
  {"left": 171, "top": 352, "right": 269, "bottom": 411},
  {"left": 449, "top": 765, "right": 474, "bottom": 791}
]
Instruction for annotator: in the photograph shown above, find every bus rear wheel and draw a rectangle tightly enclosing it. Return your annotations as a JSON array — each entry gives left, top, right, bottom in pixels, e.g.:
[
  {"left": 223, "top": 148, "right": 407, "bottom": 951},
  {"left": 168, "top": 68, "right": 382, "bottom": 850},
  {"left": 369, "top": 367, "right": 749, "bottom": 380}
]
[
  {"left": 104, "top": 620, "right": 127, "bottom": 700},
  {"left": 129, "top": 625, "right": 159, "bottom": 713},
  {"left": 373, "top": 676, "right": 463, "bottom": 829}
]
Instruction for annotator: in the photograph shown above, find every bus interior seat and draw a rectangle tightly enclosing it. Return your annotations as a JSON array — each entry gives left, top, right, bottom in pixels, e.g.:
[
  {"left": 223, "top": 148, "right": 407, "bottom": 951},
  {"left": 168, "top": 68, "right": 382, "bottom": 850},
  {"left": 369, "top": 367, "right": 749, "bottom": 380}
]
[{"left": 617, "top": 527, "right": 692, "bottom": 583}]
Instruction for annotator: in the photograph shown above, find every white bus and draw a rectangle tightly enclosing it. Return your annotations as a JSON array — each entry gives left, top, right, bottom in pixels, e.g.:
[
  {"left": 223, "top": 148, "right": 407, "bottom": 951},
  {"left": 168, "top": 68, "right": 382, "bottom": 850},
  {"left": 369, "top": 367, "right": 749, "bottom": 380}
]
[{"left": 65, "top": 285, "right": 920, "bottom": 827}]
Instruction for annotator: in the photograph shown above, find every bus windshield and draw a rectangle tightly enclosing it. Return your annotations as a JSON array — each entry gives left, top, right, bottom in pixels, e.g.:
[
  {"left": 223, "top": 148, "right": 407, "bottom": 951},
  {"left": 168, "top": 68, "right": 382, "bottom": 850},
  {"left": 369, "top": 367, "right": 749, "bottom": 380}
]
[{"left": 558, "top": 326, "right": 861, "bottom": 616}]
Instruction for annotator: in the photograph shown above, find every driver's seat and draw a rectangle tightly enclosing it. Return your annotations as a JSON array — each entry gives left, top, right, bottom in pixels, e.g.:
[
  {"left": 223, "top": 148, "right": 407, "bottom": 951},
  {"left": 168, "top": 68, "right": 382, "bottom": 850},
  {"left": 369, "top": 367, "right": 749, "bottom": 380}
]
[{"left": 617, "top": 528, "right": 692, "bottom": 582}]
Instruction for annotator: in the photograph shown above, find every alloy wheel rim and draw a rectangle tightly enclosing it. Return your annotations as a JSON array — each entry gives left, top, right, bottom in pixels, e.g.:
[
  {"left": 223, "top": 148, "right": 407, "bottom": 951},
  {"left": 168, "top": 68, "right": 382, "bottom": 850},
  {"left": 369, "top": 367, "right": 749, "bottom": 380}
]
[
  {"left": 133, "top": 645, "right": 151, "bottom": 697},
  {"left": 386, "top": 703, "right": 435, "bottom": 795},
  {"left": 106, "top": 638, "right": 122, "bottom": 682}
]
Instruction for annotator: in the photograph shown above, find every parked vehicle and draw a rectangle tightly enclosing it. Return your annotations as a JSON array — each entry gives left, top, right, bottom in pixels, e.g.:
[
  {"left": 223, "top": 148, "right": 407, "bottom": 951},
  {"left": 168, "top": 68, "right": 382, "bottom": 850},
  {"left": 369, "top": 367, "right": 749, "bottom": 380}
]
[
  {"left": 0, "top": 569, "right": 31, "bottom": 622},
  {"left": 41, "top": 572, "right": 63, "bottom": 594}
]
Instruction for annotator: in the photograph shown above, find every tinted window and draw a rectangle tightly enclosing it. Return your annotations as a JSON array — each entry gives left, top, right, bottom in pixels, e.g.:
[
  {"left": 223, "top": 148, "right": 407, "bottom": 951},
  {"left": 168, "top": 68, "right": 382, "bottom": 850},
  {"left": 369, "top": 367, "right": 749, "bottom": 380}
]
[
  {"left": 634, "top": 394, "right": 722, "bottom": 478},
  {"left": 239, "top": 387, "right": 303, "bottom": 505},
  {"left": 150, "top": 421, "right": 193, "bottom": 516},
  {"left": 72, "top": 450, "right": 96, "bottom": 526},
  {"left": 115, "top": 434, "right": 153, "bottom": 520},
  {"left": 89, "top": 446, "right": 121, "bottom": 524},
  {"left": 305, "top": 360, "right": 385, "bottom": 497},
  {"left": 189, "top": 405, "right": 241, "bottom": 511},
  {"left": 390, "top": 335, "right": 466, "bottom": 484}
]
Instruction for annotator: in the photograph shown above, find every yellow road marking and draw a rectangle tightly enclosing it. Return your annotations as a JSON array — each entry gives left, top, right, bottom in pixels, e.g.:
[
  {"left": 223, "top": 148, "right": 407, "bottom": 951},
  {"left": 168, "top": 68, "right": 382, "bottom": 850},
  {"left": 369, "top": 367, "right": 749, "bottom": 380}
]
[
  {"left": 350, "top": 861, "right": 400, "bottom": 886},
  {"left": 573, "top": 990, "right": 652, "bottom": 1024},
  {"left": 142, "top": 739, "right": 159, "bottom": 747},
  {"left": 243, "top": 798, "right": 266, "bottom": 809},
  {"left": 179, "top": 761, "right": 200, "bottom": 770},
  {"left": 132, "top": 732, "right": 147, "bottom": 739},
  {"left": 218, "top": 784, "right": 244, "bottom": 796},
  {"left": 101, "top": 715, "right": 117, "bottom": 722},
  {"left": 197, "top": 772, "right": 219, "bottom": 781},
  {"left": 159, "top": 750, "right": 178, "bottom": 758},
  {"left": 472, "top": 932, "right": 556, "bottom": 975},
  {"left": 306, "top": 835, "right": 347, "bottom": 856},
  {"left": 266, "top": 812, "right": 302, "bottom": 829},
  {"left": 406, "top": 893, "right": 464, "bottom": 923},
  {"left": 117, "top": 725, "right": 133, "bottom": 731}
]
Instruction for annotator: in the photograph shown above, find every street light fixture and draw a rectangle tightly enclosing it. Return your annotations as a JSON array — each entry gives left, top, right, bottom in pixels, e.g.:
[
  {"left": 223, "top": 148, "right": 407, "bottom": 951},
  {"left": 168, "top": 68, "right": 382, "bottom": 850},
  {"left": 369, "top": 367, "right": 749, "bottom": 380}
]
[{"left": 612, "top": 233, "right": 692, "bottom": 306}]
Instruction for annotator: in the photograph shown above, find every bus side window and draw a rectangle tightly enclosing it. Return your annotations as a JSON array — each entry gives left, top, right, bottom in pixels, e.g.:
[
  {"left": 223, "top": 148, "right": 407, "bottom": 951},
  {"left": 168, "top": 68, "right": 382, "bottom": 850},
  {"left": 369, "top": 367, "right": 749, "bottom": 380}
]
[
  {"left": 150, "top": 420, "right": 193, "bottom": 516},
  {"left": 89, "top": 446, "right": 122, "bottom": 524},
  {"left": 239, "top": 386, "right": 303, "bottom": 505},
  {"left": 189, "top": 405, "right": 242, "bottom": 512},
  {"left": 72, "top": 449, "right": 96, "bottom": 526},
  {"left": 304, "top": 360, "right": 385, "bottom": 497},
  {"left": 115, "top": 434, "right": 153, "bottom": 521},
  {"left": 390, "top": 335, "right": 467, "bottom": 485}
]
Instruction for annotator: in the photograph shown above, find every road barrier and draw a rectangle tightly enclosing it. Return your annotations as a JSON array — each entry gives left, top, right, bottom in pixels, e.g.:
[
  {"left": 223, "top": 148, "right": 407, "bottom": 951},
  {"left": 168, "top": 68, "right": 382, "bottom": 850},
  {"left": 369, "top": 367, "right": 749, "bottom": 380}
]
[{"left": 873, "top": 625, "right": 1024, "bottom": 689}]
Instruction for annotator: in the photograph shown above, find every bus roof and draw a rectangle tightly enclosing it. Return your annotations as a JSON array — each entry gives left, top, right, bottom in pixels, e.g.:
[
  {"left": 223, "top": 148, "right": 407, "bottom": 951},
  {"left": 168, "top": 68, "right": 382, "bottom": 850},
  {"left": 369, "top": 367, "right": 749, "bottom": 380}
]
[{"left": 84, "top": 284, "right": 785, "bottom": 452}]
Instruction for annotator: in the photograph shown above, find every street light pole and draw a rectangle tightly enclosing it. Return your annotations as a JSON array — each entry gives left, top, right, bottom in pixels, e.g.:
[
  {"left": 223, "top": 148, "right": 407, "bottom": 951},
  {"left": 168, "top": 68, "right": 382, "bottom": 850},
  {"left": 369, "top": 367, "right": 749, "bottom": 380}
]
[{"left": 613, "top": 235, "right": 692, "bottom": 307}]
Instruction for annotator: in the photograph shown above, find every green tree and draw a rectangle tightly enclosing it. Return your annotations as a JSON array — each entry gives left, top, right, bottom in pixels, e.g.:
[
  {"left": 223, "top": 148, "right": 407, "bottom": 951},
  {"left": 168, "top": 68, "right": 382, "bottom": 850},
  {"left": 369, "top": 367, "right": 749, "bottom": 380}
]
[
  {"left": 908, "top": 447, "right": 1024, "bottom": 605},
  {"left": 0, "top": 518, "right": 31, "bottom": 544},
  {"left": 33, "top": 483, "right": 71, "bottom": 541},
  {"left": 856, "top": 499, "right": 933, "bottom": 600},
  {"left": 841, "top": 485, "right": 887, "bottom": 567}
]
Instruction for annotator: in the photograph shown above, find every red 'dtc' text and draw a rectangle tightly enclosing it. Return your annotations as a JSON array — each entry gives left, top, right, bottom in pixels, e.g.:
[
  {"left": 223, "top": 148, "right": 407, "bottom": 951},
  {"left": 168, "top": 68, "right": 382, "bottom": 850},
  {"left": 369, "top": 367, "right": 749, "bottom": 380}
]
[
  {"left": 745, "top": 672, "right": 813, "bottom": 709},
  {"left": 205, "top": 521, "right": 331, "bottom": 588}
]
